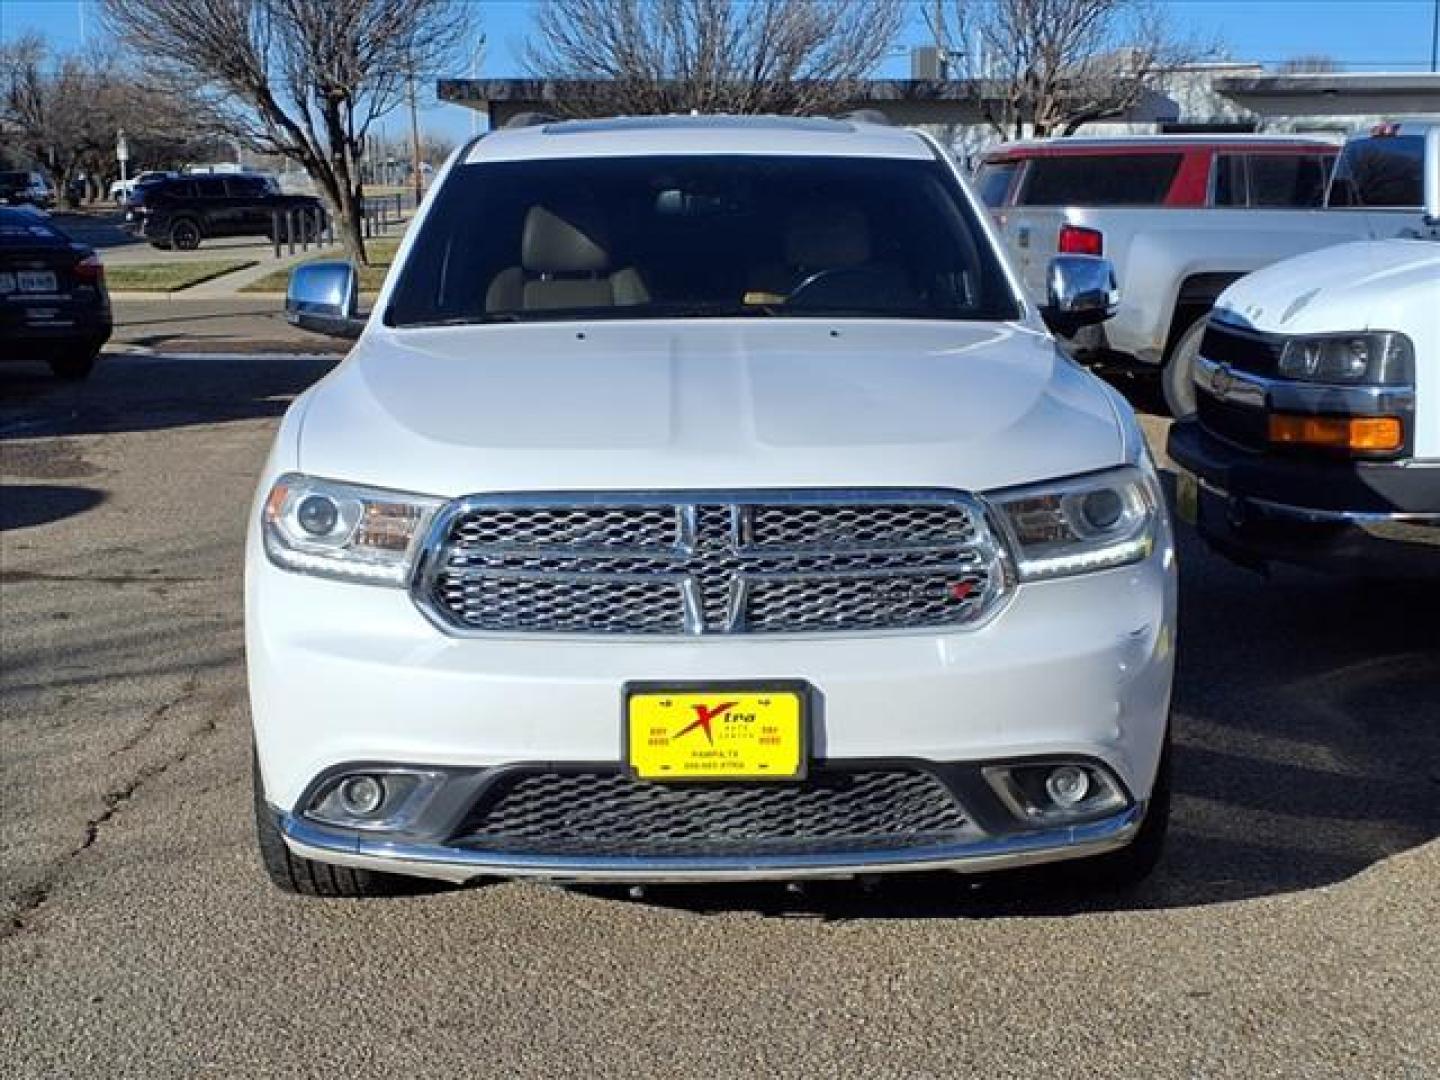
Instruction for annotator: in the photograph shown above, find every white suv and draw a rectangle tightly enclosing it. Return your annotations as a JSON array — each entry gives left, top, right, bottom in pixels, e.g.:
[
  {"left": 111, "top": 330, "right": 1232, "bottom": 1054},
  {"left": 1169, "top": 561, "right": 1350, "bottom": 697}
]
[{"left": 252, "top": 116, "right": 1177, "bottom": 897}]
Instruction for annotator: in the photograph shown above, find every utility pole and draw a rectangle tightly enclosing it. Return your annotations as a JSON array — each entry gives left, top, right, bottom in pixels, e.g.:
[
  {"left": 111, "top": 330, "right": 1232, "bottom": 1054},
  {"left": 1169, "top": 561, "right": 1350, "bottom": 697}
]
[
  {"left": 1432, "top": 0, "right": 1438, "bottom": 72},
  {"left": 407, "top": 71, "right": 424, "bottom": 206}
]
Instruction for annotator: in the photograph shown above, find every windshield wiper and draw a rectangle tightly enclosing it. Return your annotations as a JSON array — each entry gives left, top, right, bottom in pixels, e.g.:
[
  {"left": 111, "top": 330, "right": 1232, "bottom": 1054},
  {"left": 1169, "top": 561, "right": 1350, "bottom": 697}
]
[{"left": 404, "top": 312, "right": 529, "bottom": 328}]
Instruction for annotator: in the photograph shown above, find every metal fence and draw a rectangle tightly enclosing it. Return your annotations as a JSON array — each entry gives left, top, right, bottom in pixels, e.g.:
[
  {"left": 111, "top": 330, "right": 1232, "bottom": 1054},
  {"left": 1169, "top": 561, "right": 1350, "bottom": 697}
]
[{"left": 268, "top": 192, "right": 412, "bottom": 259}]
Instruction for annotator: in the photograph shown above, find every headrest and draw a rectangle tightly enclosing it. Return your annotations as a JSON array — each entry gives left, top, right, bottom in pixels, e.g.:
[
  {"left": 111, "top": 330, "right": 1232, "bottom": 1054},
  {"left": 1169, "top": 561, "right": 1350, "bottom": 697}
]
[
  {"left": 783, "top": 203, "right": 870, "bottom": 269},
  {"left": 522, "top": 205, "right": 611, "bottom": 274}
]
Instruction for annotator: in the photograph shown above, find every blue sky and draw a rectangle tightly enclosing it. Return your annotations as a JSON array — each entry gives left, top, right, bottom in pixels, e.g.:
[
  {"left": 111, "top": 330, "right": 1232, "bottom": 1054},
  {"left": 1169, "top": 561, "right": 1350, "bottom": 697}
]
[{"left": 1, "top": 0, "right": 1433, "bottom": 141}]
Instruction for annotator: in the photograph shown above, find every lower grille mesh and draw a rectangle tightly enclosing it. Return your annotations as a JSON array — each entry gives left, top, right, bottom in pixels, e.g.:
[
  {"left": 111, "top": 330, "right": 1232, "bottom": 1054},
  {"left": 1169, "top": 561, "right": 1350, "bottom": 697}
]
[{"left": 454, "top": 768, "right": 972, "bottom": 857}]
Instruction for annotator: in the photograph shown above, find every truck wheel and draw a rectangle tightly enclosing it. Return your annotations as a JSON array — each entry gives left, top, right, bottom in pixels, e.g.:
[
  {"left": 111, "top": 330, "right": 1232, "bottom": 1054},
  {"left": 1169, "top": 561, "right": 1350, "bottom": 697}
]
[
  {"left": 48, "top": 351, "right": 98, "bottom": 381},
  {"left": 168, "top": 218, "right": 202, "bottom": 251},
  {"left": 252, "top": 751, "right": 413, "bottom": 898},
  {"left": 1162, "top": 319, "right": 1205, "bottom": 418}
]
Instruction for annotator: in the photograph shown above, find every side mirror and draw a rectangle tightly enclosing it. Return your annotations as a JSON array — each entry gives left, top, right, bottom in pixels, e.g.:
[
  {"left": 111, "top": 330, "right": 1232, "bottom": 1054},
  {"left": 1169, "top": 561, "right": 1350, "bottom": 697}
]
[
  {"left": 1040, "top": 255, "right": 1119, "bottom": 338},
  {"left": 286, "top": 261, "right": 363, "bottom": 339}
]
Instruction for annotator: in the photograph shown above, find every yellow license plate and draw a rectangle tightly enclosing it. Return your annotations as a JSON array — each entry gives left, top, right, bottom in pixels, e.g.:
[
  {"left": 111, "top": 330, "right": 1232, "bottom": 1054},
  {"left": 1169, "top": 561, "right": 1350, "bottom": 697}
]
[
  {"left": 1176, "top": 469, "right": 1199, "bottom": 525},
  {"left": 625, "top": 684, "right": 807, "bottom": 782}
]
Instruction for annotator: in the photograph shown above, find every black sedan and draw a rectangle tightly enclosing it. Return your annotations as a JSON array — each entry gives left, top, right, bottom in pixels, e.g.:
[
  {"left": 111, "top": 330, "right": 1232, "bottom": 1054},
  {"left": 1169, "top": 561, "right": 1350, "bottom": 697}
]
[{"left": 0, "top": 208, "right": 112, "bottom": 379}]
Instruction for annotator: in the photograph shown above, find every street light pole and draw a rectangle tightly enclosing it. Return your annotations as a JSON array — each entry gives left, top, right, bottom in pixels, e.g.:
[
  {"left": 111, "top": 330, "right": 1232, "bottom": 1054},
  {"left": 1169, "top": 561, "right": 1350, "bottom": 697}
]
[{"left": 116, "top": 129, "right": 130, "bottom": 193}]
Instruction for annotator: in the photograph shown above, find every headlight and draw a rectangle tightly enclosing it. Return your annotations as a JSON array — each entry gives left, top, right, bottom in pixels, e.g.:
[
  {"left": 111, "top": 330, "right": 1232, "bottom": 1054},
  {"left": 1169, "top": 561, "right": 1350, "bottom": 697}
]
[
  {"left": 1277, "top": 332, "right": 1413, "bottom": 385},
  {"left": 986, "top": 465, "right": 1159, "bottom": 581},
  {"left": 261, "top": 473, "right": 442, "bottom": 585}
]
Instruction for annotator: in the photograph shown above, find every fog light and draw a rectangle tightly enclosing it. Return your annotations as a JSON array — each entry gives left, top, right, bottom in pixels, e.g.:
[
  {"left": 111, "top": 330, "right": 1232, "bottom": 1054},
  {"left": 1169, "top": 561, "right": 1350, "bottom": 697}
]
[
  {"left": 305, "top": 768, "right": 446, "bottom": 831},
  {"left": 1045, "top": 765, "right": 1090, "bottom": 806},
  {"left": 339, "top": 775, "right": 385, "bottom": 816},
  {"left": 983, "top": 760, "right": 1129, "bottom": 825}
]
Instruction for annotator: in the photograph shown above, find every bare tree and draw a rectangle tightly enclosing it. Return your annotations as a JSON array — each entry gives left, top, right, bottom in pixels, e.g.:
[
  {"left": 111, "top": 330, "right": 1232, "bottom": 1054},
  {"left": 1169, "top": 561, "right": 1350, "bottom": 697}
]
[
  {"left": 524, "top": 0, "right": 906, "bottom": 117},
  {"left": 931, "top": 0, "right": 1219, "bottom": 139},
  {"left": 2, "top": 35, "right": 117, "bottom": 204},
  {"left": 102, "top": 0, "right": 472, "bottom": 263},
  {"left": 0, "top": 34, "right": 206, "bottom": 204}
]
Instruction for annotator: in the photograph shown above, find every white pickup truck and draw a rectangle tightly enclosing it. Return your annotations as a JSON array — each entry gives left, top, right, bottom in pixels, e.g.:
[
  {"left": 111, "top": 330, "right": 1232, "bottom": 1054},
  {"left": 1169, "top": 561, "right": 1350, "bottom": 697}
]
[
  {"left": 979, "top": 126, "right": 1436, "bottom": 415},
  {"left": 1168, "top": 125, "right": 1439, "bottom": 577}
]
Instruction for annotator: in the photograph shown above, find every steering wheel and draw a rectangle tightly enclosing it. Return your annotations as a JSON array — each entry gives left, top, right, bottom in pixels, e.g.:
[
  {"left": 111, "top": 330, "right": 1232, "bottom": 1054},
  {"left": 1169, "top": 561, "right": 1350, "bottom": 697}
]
[{"left": 785, "top": 267, "right": 853, "bottom": 306}]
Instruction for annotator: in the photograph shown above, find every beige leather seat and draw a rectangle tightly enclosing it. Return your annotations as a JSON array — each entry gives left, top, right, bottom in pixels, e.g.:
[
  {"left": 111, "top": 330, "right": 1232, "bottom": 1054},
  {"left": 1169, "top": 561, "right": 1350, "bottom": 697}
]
[{"left": 485, "top": 204, "right": 649, "bottom": 312}]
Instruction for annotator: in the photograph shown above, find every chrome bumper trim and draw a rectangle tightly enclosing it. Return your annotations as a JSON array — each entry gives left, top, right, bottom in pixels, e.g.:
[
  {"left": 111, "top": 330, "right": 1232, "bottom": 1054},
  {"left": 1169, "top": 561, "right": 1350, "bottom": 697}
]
[
  {"left": 1194, "top": 354, "right": 1416, "bottom": 416},
  {"left": 279, "top": 804, "right": 1145, "bottom": 884}
]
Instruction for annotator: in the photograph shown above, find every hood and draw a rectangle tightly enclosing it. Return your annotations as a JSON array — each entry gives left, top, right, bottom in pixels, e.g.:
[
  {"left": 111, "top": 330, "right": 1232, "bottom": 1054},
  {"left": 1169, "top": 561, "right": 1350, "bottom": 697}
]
[
  {"left": 295, "top": 320, "right": 1124, "bottom": 497},
  {"left": 1214, "top": 240, "right": 1440, "bottom": 336}
]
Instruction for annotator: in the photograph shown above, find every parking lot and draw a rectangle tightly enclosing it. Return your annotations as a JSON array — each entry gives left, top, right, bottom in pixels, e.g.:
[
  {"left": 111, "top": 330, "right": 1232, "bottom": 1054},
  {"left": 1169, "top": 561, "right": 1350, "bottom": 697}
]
[{"left": 1, "top": 351, "right": 1437, "bottom": 1077}]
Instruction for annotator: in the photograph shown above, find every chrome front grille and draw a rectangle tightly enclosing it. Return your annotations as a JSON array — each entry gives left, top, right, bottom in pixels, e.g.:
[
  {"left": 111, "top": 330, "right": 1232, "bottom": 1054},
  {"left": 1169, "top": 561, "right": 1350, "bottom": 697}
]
[
  {"left": 415, "top": 491, "right": 1010, "bottom": 636},
  {"left": 455, "top": 767, "right": 975, "bottom": 857}
]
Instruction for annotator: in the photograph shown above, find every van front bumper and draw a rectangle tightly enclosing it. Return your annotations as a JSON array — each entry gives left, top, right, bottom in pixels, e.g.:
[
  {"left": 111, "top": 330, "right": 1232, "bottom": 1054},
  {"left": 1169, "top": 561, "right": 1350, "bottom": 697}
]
[{"left": 1168, "top": 419, "right": 1440, "bottom": 576}]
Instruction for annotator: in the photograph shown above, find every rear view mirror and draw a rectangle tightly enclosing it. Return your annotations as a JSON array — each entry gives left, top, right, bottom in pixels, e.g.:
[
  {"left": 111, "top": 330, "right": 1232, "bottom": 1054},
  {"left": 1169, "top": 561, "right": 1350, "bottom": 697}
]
[
  {"left": 286, "top": 261, "right": 363, "bottom": 339},
  {"left": 1041, "top": 255, "right": 1119, "bottom": 338}
]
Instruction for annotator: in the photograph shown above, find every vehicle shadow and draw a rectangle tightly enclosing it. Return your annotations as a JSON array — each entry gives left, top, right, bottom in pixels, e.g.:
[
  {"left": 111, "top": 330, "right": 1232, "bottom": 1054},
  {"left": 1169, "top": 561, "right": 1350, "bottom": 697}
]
[
  {"left": 596, "top": 494, "right": 1439, "bottom": 921},
  {"left": 0, "top": 352, "right": 338, "bottom": 440},
  {"left": 0, "top": 484, "right": 106, "bottom": 530}
]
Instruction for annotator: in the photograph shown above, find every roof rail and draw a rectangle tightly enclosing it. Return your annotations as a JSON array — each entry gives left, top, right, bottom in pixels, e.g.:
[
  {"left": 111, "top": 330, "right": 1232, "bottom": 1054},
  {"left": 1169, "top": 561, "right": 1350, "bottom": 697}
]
[
  {"left": 833, "top": 109, "right": 892, "bottom": 126},
  {"left": 504, "top": 111, "right": 561, "bottom": 129}
]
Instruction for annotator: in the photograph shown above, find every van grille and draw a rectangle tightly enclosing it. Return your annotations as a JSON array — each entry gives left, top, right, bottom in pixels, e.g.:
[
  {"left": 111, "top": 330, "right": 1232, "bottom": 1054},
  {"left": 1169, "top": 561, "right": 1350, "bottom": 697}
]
[{"left": 415, "top": 492, "right": 1010, "bottom": 635}]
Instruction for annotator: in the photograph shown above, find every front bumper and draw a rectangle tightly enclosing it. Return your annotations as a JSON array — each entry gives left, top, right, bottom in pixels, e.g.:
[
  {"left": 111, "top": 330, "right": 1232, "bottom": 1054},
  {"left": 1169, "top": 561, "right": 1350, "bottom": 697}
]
[
  {"left": 1168, "top": 420, "right": 1440, "bottom": 576},
  {"left": 248, "top": 523, "right": 1175, "bottom": 881},
  {"left": 277, "top": 801, "right": 1146, "bottom": 884}
]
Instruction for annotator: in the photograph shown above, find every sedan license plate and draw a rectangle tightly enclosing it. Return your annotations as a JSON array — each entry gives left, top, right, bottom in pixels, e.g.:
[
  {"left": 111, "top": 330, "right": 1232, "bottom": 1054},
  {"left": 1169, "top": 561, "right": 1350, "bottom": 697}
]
[
  {"left": 625, "top": 683, "right": 807, "bottom": 782},
  {"left": 18, "top": 270, "right": 57, "bottom": 293}
]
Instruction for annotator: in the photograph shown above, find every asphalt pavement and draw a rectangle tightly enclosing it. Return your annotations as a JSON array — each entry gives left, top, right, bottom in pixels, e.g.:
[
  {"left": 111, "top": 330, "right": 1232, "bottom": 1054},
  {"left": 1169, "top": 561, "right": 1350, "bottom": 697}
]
[{"left": 1, "top": 351, "right": 1437, "bottom": 1078}]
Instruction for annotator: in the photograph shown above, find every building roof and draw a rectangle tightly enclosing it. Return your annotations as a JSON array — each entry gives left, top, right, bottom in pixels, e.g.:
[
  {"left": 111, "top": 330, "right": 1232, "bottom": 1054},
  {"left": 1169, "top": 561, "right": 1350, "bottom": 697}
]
[
  {"left": 1213, "top": 72, "right": 1440, "bottom": 117},
  {"left": 464, "top": 114, "right": 934, "bottom": 163}
]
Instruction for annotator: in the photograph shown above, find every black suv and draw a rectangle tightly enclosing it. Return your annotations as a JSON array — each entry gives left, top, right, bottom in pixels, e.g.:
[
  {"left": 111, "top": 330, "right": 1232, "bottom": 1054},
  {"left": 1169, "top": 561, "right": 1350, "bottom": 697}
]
[{"left": 127, "top": 174, "right": 327, "bottom": 250}]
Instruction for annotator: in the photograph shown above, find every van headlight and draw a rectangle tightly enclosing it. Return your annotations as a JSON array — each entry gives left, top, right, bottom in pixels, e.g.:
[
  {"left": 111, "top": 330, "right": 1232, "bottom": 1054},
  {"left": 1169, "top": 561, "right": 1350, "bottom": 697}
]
[
  {"left": 261, "top": 473, "right": 442, "bottom": 585},
  {"left": 986, "top": 465, "right": 1159, "bottom": 581},
  {"left": 1277, "top": 332, "right": 1413, "bottom": 385}
]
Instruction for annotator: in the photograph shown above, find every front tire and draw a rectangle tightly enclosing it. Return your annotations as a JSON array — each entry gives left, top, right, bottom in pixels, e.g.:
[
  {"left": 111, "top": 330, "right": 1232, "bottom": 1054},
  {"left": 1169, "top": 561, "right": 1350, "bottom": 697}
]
[
  {"left": 1162, "top": 318, "right": 1205, "bottom": 418},
  {"left": 252, "top": 752, "right": 411, "bottom": 898},
  {"left": 168, "top": 217, "right": 202, "bottom": 251}
]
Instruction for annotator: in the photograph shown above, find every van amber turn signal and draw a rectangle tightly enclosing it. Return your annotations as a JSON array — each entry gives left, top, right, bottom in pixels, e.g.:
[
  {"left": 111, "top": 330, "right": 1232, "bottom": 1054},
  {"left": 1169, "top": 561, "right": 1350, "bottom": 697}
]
[{"left": 1267, "top": 413, "right": 1403, "bottom": 454}]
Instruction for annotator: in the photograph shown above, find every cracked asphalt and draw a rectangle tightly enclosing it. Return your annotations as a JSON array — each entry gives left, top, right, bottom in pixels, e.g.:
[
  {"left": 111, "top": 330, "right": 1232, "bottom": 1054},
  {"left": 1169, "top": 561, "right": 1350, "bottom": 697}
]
[{"left": 2, "top": 352, "right": 1437, "bottom": 1078}]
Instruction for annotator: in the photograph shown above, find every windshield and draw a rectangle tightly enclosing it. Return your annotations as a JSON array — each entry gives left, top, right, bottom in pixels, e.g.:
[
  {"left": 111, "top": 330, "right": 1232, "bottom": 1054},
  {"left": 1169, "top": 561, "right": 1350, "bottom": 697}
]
[{"left": 385, "top": 154, "right": 1021, "bottom": 327}]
